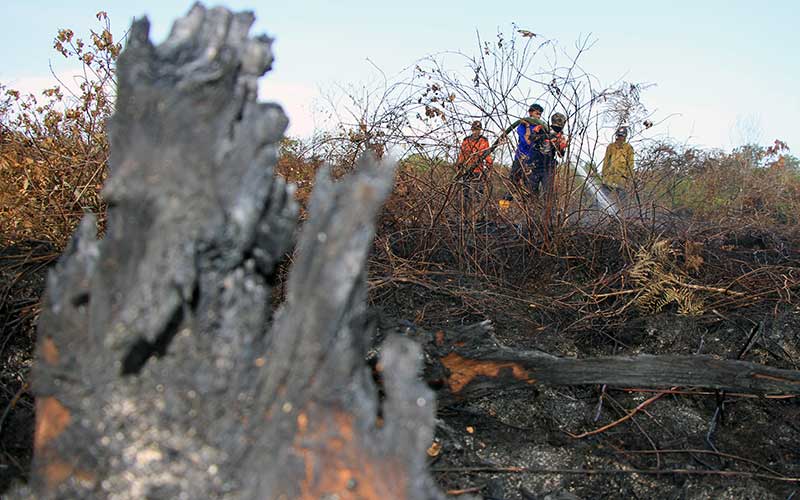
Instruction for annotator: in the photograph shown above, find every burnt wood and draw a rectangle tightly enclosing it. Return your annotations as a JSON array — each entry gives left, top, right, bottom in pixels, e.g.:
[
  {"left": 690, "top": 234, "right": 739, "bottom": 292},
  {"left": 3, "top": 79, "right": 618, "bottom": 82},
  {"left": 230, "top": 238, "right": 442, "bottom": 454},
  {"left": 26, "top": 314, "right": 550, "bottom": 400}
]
[
  {"left": 377, "top": 320, "right": 800, "bottom": 405},
  {"left": 18, "top": 5, "right": 454, "bottom": 499}
]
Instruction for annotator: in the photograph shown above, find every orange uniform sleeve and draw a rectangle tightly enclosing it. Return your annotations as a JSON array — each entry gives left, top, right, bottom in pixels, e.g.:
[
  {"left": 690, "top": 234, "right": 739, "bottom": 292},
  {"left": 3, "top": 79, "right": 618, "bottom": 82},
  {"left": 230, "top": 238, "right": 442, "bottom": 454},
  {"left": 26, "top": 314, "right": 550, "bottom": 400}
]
[
  {"left": 480, "top": 137, "right": 493, "bottom": 166},
  {"left": 556, "top": 134, "right": 568, "bottom": 154},
  {"left": 457, "top": 138, "right": 468, "bottom": 165}
]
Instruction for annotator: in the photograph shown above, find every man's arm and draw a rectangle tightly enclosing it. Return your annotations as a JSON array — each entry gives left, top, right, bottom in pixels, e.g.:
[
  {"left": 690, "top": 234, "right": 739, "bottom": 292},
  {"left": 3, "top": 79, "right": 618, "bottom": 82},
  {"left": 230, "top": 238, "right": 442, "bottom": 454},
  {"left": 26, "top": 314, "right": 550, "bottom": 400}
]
[
  {"left": 626, "top": 143, "right": 635, "bottom": 169},
  {"left": 518, "top": 123, "right": 530, "bottom": 146},
  {"left": 456, "top": 138, "right": 468, "bottom": 166},
  {"left": 554, "top": 133, "right": 568, "bottom": 157},
  {"left": 622, "top": 143, "right": 634, "bottom": 181},
  {"left": 480, "top": 137, "right": 493, "bottom": 167},
  {"left": 602, "top": 145, "right": 612, "bottom": 175}
]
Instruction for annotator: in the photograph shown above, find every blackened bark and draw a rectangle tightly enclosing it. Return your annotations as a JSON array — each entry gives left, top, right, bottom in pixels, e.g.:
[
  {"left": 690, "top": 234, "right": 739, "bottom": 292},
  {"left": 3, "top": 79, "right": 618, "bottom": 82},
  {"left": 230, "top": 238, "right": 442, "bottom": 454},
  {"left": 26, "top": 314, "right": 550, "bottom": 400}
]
[
  {"left": 377, "top": 319, "right": 800, "bottom": 406},
  {"left": 18, "top": 5, "right": 455, "bottom": 499}
]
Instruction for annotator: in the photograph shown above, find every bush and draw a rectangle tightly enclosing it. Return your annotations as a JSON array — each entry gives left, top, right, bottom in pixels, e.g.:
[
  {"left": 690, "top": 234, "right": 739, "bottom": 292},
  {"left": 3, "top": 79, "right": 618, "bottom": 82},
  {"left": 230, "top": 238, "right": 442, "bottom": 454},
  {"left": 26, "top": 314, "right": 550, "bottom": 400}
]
[
  {"left": 0, "top": 12, "right": 120, "bottom": 249},
  {"left": 635, "top": 140, "right": 800, "bottom": 224}
]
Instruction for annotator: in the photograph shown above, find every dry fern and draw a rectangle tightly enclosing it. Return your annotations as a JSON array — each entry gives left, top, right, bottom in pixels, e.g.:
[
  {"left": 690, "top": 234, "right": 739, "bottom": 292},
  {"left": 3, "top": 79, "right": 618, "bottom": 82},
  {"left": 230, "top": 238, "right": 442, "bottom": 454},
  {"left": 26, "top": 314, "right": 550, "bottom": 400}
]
[{"left": 631, "top": 239, "right": 705, "bottom": 316}]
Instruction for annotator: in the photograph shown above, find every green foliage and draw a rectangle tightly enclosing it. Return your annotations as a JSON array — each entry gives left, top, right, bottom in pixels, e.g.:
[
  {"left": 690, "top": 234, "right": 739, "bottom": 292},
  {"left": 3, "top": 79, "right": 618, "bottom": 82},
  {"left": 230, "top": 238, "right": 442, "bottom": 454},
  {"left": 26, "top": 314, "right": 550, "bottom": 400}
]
[
  {"left": 782, "top": 154, "right": 800, "bottom": 172},
  {"left": 636, "top": 139, "right": 800, "bottom": 224},
  {"left": 398, "top": 153, "right": 450, "bottom": 172}
]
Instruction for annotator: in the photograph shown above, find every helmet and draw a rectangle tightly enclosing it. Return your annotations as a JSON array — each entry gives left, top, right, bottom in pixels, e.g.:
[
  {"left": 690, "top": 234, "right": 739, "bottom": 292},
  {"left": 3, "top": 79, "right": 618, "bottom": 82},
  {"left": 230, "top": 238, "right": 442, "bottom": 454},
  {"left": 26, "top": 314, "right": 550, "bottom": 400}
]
[
  {"left": 550, "top": 112, "right": 566, "bottom": 128},
  {"left": 471, "top": 120, "right": 482, "bottom": 131}
]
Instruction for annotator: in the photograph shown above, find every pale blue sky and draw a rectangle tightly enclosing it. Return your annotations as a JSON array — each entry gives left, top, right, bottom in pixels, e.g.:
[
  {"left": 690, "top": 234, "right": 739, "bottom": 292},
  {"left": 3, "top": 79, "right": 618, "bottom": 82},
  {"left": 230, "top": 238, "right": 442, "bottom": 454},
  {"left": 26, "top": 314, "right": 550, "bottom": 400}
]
[{"left": 3, "top": 1, "right": 799, "bottom": 151}]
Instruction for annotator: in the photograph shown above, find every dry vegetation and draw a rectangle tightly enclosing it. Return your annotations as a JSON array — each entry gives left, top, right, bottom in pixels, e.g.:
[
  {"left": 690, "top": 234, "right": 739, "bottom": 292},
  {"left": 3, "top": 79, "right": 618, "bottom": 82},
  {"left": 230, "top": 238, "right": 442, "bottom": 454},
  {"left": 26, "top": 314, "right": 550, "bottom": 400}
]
[
  {"left": 1, "top": 12, "right": 118, "bottom": 248},
  {"left": 0, "top": 13, "right": 119, "bottom": 490},
  {"left": 2, "top": 14, "right": 799, "bottom": 497}
]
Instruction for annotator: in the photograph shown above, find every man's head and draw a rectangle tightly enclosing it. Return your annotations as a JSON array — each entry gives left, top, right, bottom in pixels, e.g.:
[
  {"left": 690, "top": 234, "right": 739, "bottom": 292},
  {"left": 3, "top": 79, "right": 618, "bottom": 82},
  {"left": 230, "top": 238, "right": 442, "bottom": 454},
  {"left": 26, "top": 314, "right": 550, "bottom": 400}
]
[
  {"left": 615, "top": 126, "right": 628, "bottom": 142},
  {"left": 470, "top": 120, "right": 483, "bottom": 137},
  {"left": 528, "top": 103, "right": 544, "bottom": 119},
  {"left": 550, "top": 112, "right": 566, "bottom": 133}
]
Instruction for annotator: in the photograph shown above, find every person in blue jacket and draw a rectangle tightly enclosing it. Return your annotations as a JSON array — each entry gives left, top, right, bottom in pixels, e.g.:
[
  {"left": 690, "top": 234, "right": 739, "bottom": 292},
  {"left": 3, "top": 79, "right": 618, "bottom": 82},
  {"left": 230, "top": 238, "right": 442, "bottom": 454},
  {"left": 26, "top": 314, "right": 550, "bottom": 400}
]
[{"left": 508, "top": 103, "right": 544, "bottom": 193}]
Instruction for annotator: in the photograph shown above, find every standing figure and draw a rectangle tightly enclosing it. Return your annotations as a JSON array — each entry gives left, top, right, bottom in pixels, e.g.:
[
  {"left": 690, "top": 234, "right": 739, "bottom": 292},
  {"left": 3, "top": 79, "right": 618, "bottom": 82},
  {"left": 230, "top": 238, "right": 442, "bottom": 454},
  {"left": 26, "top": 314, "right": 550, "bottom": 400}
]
[
  {"left": 527, "top": 112, "right": 569, "bottom": 197},
  {"left": 602, "top": 126, "right": 635, "bottom": 201},
  {"left": 509, "top": 104, "right": 544, "bottom": 192},
  {"left": 456, "top": 120, "right": 493, "bottom": 208}
]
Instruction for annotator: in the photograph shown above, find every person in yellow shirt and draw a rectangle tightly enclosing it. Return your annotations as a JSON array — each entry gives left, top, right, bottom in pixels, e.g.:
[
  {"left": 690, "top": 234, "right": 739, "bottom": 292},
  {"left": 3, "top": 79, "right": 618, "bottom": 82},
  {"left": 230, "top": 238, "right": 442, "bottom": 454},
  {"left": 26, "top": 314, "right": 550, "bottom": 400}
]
[{"left": 602, "top": 126, "right": 635, "bottom": 200}]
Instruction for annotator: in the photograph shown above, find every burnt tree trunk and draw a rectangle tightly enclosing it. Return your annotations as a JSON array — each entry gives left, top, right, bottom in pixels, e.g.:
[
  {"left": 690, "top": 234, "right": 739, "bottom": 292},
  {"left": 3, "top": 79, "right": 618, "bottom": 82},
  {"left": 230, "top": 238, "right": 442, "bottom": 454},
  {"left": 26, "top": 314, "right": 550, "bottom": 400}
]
[
  {"left": 18, "top": 5, "right": 456, "bottom": 499},
  {"left": 376, "top": 320, "right": 800, "bottom": 406}
]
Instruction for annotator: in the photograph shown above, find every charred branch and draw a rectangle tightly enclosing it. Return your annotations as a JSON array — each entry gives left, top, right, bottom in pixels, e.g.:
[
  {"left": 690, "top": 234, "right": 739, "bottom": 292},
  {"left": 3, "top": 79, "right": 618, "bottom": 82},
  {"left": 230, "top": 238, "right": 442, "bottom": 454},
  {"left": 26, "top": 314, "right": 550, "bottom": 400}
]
[{"left": 377, "top": 319, "right": 800, "bottom": 406}]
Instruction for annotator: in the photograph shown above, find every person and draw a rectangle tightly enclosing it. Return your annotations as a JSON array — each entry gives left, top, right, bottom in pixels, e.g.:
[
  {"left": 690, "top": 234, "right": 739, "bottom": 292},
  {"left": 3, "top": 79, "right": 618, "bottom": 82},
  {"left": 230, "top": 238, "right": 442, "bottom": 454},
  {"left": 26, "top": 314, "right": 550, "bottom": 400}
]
[
  {"left": 601, "top": 126, "right": 635, "bottom": 200},
  {"left": 527, "top": 112, "right": 569, "bottom": 197},
  {"left": 509, "top": 104, "right": 544, "bottom": 191},
  {"left": 456, "top": 120, "right": 493, "bottom": 207}
]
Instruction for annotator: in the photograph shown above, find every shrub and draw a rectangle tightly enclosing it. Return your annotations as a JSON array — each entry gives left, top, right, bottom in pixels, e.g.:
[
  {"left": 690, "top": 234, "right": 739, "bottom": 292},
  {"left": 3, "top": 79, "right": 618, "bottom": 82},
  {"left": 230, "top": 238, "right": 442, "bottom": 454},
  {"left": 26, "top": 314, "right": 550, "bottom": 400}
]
[{"left": 0, "top": 12, "right": 120, "bottom": 249}]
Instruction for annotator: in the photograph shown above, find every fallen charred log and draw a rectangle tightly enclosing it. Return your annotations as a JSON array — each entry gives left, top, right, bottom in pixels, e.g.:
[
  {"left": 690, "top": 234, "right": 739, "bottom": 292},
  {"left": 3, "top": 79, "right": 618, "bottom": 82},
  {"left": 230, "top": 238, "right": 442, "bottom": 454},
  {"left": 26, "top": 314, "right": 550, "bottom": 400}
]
[
  {"left": 16, "top": 5, "right": 456, "bottom": 499},
  {"left": 375, "top": 319, "right": 800, "bottom": 406}
]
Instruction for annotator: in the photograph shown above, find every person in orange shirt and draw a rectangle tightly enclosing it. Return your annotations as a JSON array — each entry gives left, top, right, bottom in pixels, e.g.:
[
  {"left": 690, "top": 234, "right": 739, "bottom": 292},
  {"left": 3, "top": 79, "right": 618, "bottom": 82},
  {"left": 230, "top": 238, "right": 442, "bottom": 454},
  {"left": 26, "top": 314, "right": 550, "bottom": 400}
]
[{"left": 456, "top": 120, "right": 493, "bottom": 207}]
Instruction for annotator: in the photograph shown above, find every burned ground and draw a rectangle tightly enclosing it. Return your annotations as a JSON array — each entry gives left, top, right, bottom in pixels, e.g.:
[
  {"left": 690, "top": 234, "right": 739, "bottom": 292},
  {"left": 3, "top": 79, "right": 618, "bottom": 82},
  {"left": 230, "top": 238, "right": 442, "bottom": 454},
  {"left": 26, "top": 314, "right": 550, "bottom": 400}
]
[
  {"left": 2, "top": 215, "right": 798, "bottom": 499},
  {"left": 0, "top": 241, "right": 52, "bottom": 493},
  {"left": 368, "top": 215, "right": 800, "bottom": 499}
]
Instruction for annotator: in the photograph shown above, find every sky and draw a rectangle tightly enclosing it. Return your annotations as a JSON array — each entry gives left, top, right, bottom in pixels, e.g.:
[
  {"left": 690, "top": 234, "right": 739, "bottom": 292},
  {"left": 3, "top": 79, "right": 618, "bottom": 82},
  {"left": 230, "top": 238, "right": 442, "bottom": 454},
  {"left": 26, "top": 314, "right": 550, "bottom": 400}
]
[{"left": 3, "top": 0, "right": 799, "bottom": 152}]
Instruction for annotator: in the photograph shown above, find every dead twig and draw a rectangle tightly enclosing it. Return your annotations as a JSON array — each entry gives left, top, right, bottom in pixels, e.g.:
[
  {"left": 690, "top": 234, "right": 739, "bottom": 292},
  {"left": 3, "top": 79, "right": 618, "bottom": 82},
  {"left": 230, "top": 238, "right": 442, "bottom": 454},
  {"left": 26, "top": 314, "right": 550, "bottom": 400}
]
[
  {"left": 446, "top": 485, "right": 485, "bottom": 495},
  {"left": 566, "top": 388, "right": 674, "bottom": 439},
  {"left": 620, "top": 387, "right": 798, "bottom": 399},
  {"left": 0, "top": 382, "right": 29, "bottom": 437},
  {"left": 431, "top": 465, "right": 800, "bottom": 483},
  {"left": 621, "top": 449, "right": 786, "bottom": 478}
]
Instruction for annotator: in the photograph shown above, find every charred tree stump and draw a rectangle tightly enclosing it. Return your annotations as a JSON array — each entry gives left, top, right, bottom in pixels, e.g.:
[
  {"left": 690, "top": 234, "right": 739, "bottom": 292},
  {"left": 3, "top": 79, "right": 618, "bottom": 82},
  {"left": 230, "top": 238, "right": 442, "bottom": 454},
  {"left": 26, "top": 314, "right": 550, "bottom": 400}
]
[
  {"left": 376, "top": 320, "right": 800, "bottom": 406},
  {"left": 18, "top": 5, "right": 455, "bottom": 499}
]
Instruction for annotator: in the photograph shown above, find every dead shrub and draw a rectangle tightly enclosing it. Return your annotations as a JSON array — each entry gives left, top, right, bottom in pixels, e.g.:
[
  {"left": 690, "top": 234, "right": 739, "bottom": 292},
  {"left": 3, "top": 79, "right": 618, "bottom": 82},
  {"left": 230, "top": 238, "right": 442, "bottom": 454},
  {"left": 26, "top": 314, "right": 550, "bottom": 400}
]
[{"left": 0, "top": 12, "right": 120, "bottom": 250}]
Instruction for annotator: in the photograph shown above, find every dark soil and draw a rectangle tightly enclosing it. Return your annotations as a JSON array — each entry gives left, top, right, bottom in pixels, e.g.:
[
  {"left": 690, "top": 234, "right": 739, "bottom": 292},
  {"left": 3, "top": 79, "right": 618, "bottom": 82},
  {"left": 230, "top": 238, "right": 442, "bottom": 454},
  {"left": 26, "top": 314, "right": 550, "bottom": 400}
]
[
  {"left": 425, "top": 313, "right": 800, "bottom": 499},
  {"left": 372, "top": 250, "right": 800, "bottom": 498}
]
